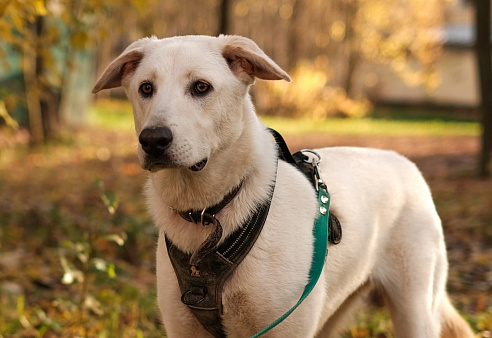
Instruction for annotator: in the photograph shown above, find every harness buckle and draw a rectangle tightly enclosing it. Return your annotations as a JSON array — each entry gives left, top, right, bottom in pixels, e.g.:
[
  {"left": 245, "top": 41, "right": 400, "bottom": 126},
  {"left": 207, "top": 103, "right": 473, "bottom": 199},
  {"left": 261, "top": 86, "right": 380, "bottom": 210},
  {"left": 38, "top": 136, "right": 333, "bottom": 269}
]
[{"left": 185, "top": 209, "right": 217, "bottom": 225}]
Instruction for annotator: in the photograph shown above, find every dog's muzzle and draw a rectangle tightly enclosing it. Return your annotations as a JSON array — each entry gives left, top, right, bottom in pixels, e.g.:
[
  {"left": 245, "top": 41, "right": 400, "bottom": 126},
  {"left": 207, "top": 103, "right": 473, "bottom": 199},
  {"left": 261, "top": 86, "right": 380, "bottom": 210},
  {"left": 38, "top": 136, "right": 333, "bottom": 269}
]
[{"left": 138, "top": 127, "right": 208, "bottom": 172}]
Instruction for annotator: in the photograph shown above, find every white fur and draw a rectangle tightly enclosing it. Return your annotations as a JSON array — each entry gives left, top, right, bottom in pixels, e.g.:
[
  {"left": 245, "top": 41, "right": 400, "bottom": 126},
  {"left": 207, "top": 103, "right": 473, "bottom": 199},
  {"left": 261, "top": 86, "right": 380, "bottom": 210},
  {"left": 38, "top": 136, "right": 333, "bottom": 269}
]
[{"left": 93, "top": 35, "right": 474, "bottom": 338}]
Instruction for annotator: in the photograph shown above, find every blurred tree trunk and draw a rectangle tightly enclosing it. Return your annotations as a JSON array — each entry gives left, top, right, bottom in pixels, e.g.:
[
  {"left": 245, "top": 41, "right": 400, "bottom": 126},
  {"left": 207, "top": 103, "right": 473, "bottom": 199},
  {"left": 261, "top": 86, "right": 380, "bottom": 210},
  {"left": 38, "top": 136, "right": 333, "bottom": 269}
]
[
  {"left": 23, "top": 41, "right": 44, "bottom": 144},
  {"left": 24, "top": 15, "right": 61, "bottom": 145},
  {"left": 287, "top": 0, "right": 301, "bottom": 70},
  {"left": 325, "top": 0, "right": 359, "bottom": 96},
  {"left": 342, "top": 1, "right": 359, "bottom": 98},
  {"left": 24, "top": 16, "right": 45, "bottom": 144},
  {"left": 37, "top": 16, "right": 61, "bottom": 141},
  {"left": 218, "top": 0, "right": 230, "bottom": 35},
  {"left": 476, "top": 0, "right": 492, "bottom": 176}
]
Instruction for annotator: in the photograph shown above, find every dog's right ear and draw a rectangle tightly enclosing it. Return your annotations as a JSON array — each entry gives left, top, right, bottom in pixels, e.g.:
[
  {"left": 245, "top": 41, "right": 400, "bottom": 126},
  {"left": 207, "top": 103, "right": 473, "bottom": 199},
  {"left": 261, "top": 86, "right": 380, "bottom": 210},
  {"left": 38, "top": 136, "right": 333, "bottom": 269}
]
[{"left": 92, "top": 37, "right": 155, "bottom": 94}]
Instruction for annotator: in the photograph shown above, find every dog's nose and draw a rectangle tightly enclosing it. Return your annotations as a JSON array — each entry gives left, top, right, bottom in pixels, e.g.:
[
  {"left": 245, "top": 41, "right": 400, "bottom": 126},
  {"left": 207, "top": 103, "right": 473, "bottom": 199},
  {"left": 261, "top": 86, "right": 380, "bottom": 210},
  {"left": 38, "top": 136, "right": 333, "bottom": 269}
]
[{"left": 139, "top": 127, "right": 173, "bottom": 156}]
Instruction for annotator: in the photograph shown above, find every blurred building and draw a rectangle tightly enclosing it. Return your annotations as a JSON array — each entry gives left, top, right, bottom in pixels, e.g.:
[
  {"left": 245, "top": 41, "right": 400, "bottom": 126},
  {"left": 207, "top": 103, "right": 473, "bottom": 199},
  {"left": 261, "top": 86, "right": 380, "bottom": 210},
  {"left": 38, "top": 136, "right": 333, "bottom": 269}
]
[{"left": 354, "top": 0, "right": 480, "bottom": 109}]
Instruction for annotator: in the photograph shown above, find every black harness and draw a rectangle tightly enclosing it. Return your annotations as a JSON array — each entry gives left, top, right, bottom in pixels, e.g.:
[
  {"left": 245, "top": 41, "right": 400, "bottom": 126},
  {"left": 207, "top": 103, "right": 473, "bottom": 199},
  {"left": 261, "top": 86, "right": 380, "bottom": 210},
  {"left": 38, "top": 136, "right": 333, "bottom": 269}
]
[{"left": 165, "top": 129, "right": 341, "bottom": 337}]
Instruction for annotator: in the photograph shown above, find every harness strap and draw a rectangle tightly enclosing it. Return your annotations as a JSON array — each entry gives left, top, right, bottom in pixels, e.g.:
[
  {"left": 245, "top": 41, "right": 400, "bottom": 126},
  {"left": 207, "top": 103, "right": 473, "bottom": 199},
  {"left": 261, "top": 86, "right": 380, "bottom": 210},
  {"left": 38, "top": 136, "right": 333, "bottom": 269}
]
[
  {"left": 269, "top": 128, "right": 342, "bottom": 245},
  {"left": 268, "top": 128, "right": 296, "bottom": 164}
]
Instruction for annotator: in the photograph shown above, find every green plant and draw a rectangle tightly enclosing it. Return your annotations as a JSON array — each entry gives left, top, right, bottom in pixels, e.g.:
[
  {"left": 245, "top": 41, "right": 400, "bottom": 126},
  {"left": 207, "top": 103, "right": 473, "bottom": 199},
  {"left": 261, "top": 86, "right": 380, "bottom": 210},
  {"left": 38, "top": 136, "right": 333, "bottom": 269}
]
[{"left": 56, "top": 177, "right": 126, "bottom": 336}]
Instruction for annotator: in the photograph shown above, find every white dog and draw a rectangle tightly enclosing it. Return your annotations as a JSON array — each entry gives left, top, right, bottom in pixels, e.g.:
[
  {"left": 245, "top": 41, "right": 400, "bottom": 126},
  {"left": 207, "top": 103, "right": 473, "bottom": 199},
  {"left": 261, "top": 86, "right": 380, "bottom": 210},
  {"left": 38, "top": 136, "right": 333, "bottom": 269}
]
[{"left": 93, "top": 35, "right": 474, "bottom": 338}]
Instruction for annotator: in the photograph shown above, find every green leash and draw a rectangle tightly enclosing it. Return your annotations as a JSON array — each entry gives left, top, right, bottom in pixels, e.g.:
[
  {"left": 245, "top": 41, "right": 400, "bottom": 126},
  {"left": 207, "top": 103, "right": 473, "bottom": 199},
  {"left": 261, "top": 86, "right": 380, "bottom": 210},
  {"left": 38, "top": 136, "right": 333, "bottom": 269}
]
[{"left": 251, "top": 154, "right": 330, "bottom": 338}]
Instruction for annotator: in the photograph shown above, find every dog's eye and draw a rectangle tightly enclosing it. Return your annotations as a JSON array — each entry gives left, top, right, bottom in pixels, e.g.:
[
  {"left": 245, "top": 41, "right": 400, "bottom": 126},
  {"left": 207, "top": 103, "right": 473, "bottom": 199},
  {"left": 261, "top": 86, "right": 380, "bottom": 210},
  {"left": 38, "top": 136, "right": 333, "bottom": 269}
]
[
  {"left": 139, "top": 82, "right": 154, "bottom": 98},
  {"left": 192, "top": 81, "right": 211, "bottom": 96}
]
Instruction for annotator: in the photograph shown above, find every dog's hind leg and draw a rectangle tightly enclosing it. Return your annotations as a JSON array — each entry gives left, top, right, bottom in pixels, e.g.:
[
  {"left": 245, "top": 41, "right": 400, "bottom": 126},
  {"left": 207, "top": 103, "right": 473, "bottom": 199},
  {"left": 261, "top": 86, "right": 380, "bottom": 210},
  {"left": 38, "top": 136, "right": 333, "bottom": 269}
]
[{"left": 374, "top": 208, "right": 450, "bottom": 338}]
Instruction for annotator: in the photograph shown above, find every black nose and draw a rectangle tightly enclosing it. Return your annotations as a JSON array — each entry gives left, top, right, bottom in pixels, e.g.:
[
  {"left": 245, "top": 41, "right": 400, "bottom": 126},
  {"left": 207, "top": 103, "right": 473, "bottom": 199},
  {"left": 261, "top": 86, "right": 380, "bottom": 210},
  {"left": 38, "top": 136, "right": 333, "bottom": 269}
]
[{"left": 139, "top": 127, "right": 173, "bottom": 157}]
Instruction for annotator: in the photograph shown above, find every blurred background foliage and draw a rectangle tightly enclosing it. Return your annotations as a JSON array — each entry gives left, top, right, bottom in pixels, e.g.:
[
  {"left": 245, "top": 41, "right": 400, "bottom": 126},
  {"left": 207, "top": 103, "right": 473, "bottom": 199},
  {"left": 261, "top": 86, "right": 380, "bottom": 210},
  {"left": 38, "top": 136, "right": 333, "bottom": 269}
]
[
  {"left": 0, "top": 0, "right": 451, "bottom": 143},
  {"left": 1, "top": 0, "right": 492, "bottom": 337}
]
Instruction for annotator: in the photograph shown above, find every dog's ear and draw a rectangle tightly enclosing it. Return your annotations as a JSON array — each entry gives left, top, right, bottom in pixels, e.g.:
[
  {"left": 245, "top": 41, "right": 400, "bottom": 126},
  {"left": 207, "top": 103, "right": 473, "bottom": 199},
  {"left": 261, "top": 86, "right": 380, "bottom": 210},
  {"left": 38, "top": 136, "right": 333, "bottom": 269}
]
[
  {"left": 92, "top": 37, "right": 156, "bottom": 94},
  {"left": 219, "top": 35, "right": 292, "bottom": 83}
]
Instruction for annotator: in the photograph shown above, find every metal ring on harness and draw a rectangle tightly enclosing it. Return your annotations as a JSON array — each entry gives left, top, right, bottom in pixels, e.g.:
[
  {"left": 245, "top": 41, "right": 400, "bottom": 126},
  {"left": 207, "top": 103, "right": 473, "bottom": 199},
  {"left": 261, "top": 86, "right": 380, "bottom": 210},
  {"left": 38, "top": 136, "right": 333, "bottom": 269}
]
[
  {"left": 201, "top": 210, "right": 216, "bottom": 226},
  {"left": 299, "top": 149, "right": 321, "bottom": 163}
]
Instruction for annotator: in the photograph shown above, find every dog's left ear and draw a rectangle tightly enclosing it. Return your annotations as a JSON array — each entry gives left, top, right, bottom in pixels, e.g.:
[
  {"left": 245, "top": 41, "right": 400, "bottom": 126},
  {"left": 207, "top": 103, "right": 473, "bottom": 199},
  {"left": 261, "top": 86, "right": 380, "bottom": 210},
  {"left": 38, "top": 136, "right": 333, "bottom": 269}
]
[{"left": 220, "top": 35, "right": 292, "bottom": 83}]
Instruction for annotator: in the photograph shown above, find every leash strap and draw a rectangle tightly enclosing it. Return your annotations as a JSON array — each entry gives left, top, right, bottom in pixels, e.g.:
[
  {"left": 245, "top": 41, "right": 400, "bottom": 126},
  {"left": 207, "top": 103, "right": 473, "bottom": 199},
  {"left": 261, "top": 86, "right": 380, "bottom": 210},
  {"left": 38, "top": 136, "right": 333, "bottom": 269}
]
[{"left": 250, "top": 150, "right": 331, "bottom": 338}]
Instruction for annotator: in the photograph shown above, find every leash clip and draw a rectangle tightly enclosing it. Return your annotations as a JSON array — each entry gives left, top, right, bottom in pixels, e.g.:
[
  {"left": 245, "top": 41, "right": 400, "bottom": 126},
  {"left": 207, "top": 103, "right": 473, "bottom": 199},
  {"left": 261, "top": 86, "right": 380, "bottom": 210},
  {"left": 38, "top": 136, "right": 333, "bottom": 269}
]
[{"left": 300, "top": 149, "right": 326, "bottom": 192}]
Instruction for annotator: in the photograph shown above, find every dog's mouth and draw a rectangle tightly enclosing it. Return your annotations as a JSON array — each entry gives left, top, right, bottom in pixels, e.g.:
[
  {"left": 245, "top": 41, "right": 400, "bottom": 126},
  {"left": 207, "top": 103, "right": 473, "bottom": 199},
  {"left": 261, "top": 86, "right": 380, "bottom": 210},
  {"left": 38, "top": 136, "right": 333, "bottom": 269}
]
[
  {"left": 143, "top": 158, "right": 208, "bottom": 172},
  {"left": 146, "top": 163, "right": 168, "bottom": 172},
  {"left": 189, "top": 158, "right": 208, "bottom": 172}
]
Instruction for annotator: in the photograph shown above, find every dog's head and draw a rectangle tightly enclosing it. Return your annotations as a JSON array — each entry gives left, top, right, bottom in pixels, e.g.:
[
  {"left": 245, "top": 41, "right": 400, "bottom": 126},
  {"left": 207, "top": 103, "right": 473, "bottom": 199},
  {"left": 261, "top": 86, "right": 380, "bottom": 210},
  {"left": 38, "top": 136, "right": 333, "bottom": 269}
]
[{"left": 93, "top": 35, "right": 291, "bottom": 172}]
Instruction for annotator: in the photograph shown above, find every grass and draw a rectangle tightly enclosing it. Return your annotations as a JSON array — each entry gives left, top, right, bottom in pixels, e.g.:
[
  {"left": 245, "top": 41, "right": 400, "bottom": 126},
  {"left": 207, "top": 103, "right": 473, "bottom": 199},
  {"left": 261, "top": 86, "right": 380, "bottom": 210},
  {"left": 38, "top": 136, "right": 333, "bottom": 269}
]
[
  {"left": 89, "top": 99, "right": 136, "bottom": 132},
  {"left": 261, "top": 115, "right": 479, "bottom": 136},
  {"left": 90, "top": 99, "right": 480, "bottom": 137}
]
